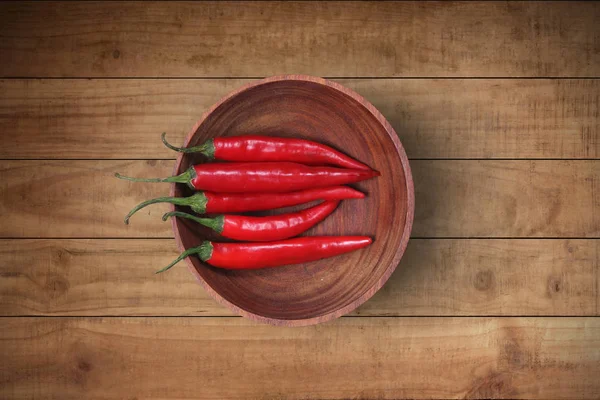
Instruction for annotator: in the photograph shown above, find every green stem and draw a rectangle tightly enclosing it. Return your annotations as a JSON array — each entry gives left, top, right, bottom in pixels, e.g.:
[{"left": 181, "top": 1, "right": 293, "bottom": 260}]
[
  {"left": 161, "top": 132, "right": 215, "bottom": 159},
  {"left": 115, "top": 168, "right": 193, "bottom": 184},
  {"left": 162, "top": 211, "right": 224, "bottom": 233},
  {"left": 155, "top": 241, "right": 213, "bottom": 274},
  {"left": 124, "top": 192, "right": 208, "bottom": 224}
]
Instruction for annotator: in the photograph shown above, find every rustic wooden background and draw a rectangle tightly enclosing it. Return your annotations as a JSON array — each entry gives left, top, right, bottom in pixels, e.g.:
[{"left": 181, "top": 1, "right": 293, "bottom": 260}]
[{"left": 1, "top": 1, "right": 599, "bottom": 398}]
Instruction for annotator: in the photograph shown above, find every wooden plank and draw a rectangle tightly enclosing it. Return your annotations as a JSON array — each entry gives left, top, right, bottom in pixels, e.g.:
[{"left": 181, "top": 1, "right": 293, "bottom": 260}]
[
  {"left": 1, "top": 79, "right": 599, "bottom": 160},
  {"left": 0, "top": 239, "right": 596, "bottom": 316},
  {"left": 1, "top": 160, "right": 598, "bottom": 238},
  {"left": 357, "top": 239, "right": 599, "bottom": 317},
  {"left": 411, "top": 160, "right": 600, "bottom": 238},
  {"left": 1, "top": 2, "right": 599, "bottom": 78},
  {"left": 0, "top": 160, "right": 172, "bottom": 238},
  {"left": 1, "top": 317, "right": 599, "bottom": 399}
]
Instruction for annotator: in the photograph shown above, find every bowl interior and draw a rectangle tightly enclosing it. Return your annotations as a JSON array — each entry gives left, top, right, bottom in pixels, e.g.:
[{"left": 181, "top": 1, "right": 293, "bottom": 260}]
[{"left": 173, "top": 79, "right": 409, "bottom": 323}]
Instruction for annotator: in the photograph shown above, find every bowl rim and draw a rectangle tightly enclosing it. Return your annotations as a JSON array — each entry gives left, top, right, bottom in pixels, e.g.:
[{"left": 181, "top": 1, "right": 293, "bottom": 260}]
[{"left": 170, "top": 74, "right": 414, "bottom": 326}]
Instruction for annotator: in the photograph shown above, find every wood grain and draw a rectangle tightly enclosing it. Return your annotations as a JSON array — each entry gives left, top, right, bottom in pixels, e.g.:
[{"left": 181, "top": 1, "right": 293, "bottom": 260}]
[
  {"left": 0, "top": 160, "right": 174, "bottom": 238},
  {"left": 412, "top": 160, "right": 600, "bottom": 238},
  {"left": 0, "top": 239, "right": 597, "bottom": 316},
  {"left": 1, "top": 0, "right": 598, "bottom": 396},
  {"left": 1, "top": 2, "right": 599, "bottom": 78},
  {"left": 358, "top": 239, "right": 600, "bottom": 317},
  {"left": 1, "top": 160, "right": 597, "bottom": 238},
  {"left": 1, "top": 317, "right": 599, "bottom": 399},
  {"left": 1, "top": 79, "right": 599, "bottom": 159}
]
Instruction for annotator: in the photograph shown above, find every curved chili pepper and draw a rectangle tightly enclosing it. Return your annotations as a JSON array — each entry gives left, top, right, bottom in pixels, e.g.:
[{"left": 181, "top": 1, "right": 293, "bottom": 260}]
[
  {"left": 115, "top": 162, "right": 379, "bottom": 193},
  {"left": 122, "top": 186, "right": 364, "bottom": 224},
  {"left": 162, "top": 200, "right": 339, "bottom": 241},
  {"left": 162, "top": 133, "right": 370, "bottom": 170},
  {"left": 156, "top": 236, "right": 372, "bottom": 273}
]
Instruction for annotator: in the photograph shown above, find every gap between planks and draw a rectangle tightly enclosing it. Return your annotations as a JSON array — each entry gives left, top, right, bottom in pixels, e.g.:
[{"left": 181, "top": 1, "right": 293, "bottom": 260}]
[{"left": 2, "top": 77, "right": 600, "bottom": 80}]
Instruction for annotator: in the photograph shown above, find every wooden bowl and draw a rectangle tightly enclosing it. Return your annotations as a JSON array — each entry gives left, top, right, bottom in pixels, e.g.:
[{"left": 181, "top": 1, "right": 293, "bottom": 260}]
[{"left": 171, "top": 75, "right": 414, "bottom": 326}]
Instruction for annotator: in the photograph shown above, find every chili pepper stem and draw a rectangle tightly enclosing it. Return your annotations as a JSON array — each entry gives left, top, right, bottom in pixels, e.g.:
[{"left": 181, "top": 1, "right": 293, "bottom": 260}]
[
  {"left": 156, "top": 241, "right": 213, "bottom": 274},
  {"left": 161, "top": 133, "right": 216, "bottom": 159},
  {"left": 114, "top": 167, "right": 194, "bottom": 185},
  {"left": 123, "top": 192, "right": 208, "bottom": 224},
  {"left": 162, "top": 211, "right": 224, "bottom": 233}
]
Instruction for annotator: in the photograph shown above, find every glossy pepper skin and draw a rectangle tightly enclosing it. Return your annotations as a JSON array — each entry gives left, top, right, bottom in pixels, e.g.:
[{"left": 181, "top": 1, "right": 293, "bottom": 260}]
[
  {"left": 122, "top": 186, "right": 364, "bottom": 224},
  {"left": 190, "top": 162, "right": 380, "bottom": 192},
  {"left": 162, "top": 133, "right": 371, "bottom": 170},
  {"left": 116, "top": 162, "right": 379, "bottom": 193},
  {"left": 157, "top": 236, "right": 372, "bottom": 273},
  {"left": 162, "top": 201, "right": 339, "bottom": 241}
]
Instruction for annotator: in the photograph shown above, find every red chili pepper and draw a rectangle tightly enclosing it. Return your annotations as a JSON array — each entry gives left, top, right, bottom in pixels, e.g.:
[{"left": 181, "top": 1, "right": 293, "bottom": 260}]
[
  {"left": 162, "top": 200, "right": 339, "bottom": 241},
  {"left": 162, "top": 133, "right": 370, "bottom": 170},
  {"left": 156, "top": 236, "right": 372, "bottom": 273},
  {"left": 123, "top": 186, "right": 364, "bottom": 224},
  {"left": 115, "top": 162, "right": 379, "bottom": 193}
]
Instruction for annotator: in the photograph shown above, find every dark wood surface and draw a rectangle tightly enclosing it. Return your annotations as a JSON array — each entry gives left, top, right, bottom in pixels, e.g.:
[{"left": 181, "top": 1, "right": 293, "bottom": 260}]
[
  {"left": 1, "top": 160, "right": 597, "bottom": 238},
  {"left": 1, "top": 239, "right": 596, "bottom": 317},
  {"left": 2, "top": 318, "right": 599, "bottom": 399},
  {"left": 1, "top": 1, "right": 599, "bottom": 77},
  {"left": 2, "top": 79, "right": 599, "bottom": 160},
  {"left": 1, "top": 1, "right": 599, "bottom": 398}
]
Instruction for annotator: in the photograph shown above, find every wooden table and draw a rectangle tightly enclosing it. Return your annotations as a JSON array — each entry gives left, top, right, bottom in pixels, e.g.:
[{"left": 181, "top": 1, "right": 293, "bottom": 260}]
[{"left": 1, "top": 2, "right": 599, "bottom": 398}]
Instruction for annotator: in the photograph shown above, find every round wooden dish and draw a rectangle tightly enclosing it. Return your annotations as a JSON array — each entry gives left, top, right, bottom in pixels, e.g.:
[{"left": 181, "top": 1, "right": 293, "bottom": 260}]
[{"left": 170, "top": 75, "right": 414, "bottom": 326}]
